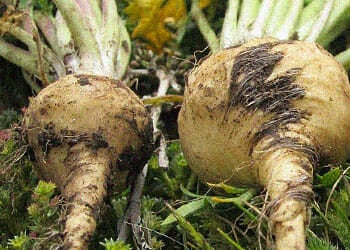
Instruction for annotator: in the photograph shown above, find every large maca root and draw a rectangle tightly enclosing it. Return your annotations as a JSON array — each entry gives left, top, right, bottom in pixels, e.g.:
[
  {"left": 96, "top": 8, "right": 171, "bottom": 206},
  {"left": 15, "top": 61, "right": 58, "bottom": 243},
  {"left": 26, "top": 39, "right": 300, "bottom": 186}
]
[
  {"left": 178, "top": 38, "right": 350, "bottom": 249},
  {"left": 23, "top": 74, "right": 153, "bottom": 249}
]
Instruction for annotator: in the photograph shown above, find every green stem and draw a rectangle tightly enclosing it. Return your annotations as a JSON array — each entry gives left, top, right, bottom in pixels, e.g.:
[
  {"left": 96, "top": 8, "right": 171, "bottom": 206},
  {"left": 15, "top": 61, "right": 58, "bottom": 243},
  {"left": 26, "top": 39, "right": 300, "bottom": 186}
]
[
  {"left": 296, "top": 0, "right": 325, "bottom": 40},
  {"left": 0, "top": 38, "right": 38, "bottom": 77},
  {"left": 100, "top": 0, "right": 120, "bottom": 77},
  {"left": 220, "top": 0, "right": 240, "bottom": 48},
  {"left": 273, "top": 0, "right": 304, "bottom": 39},
  {"left": 55, "top": 11, "right": 75, "bottom": 56},
  {"left": 236, "top": 0, "right": 260, "bottom": 42},
  {"left": 34, "top": 12, "right": 61, "bottom": 56},
  {"left": 115, "top": 20, "right": 131, "bottom": 79},
  {"left": 190, "top": 0, "right": 219, "bottom": 52},
  {"left": 76, "top": 0, "right": 101, "bottom": 38},
  {"left": 336, "top": 48, "right": 350, "bottom": 71},
  {"left": 3, "top": 23, "right": 37, "bottom": 53},
  {"left": 53, "top": 0, "right": 102, "bottom": 72},
  {"left": 217, "top": 228, "right": 245, "bottom": 250},
  {"left": 250, "top": 0, "right": 275, "bottom": 38},
  {"left": 88, "top": 0, "right": 102, "bottom": 29},
  {"left": 21, "top": 70, "right": 42, "bottom": 94},
  {"left": 316, "top": 0, "right": 350, "bottom": 47},
  {"left": 305, "top": 0, "right": 334, "bottom": 42},
  {"left": 265, "top": 0, "right": 290, "bottom": 36}
]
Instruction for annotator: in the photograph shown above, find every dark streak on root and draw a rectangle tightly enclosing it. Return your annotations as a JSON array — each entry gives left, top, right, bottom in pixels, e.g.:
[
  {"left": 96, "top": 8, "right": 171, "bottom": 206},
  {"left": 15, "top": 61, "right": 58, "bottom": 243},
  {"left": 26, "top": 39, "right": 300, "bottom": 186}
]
[
  {"left": 38, "top": 124, "right": 109, "bottom": 153},
  {"left": 117, "top": 120, "right": 154, "bottom": 184},
  {"left": 228, "top": 42, "right": 315, "bottom": 158},
  {"left": 229, "top": 42, "right": 304, "bottom": 113},
  {"left": 75, "top": 74, "right": 127, "bottom": 89}
]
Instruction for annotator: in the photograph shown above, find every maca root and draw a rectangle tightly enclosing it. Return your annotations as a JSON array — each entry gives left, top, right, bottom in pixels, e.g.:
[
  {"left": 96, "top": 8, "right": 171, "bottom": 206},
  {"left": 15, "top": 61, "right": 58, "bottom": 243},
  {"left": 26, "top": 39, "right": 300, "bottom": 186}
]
[
  {"left": 23, "top": 74, "right": 153, "bottom": 249},
  {"left": 178, "top": 38, "right": 350, "bottom": 249}
]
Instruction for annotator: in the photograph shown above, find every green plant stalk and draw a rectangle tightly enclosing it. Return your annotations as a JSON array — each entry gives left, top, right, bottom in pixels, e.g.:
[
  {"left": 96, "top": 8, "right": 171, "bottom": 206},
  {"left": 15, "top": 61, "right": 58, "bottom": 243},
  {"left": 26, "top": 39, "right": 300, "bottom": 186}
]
[
  {"left": 336, "top": 48, "right": 350, "bottom": 71},
  {"left": 272, "top": 0, "right": 304, "bottom": 39},
  {"left": 0, "top": 38, "right": 38, "bottom": 76},
  {"left": 34, "top": 12, "right": 61, "bottom": 57},
  {"left": 165, "top": 202, "right": 214, "bottom": 250},
  {"left": 100, "top": 0, "right": 120, "bottom": 77},
  {"left": 296, "top": 0, "right": 325, "bottom": 40},
  {"left": 88, "top": 0, "right": 102, "bottom": 27},
  {"left": 115, "top": 20, "right": 131, "bottom": 79},
  {"left": 52, "top": 0, "right": 103, "bottom": 73},
  {"left": 220, "top": 0, "right": 240, "bottom": 49},
  {"left": 190, "top": 0, "right": 219, "bottom": 52},
  {"left": 2, "top": 23, "right": 37, "bottom": 52},
  {"left": 305, "top": 0, "right": 334, "bottom": 42},
  {"left": 316, "top": 0, "right": 350, "bottom": 47},
  {"left": 55, "top": 11, "right": 74, "bottom": 56},
  {"left": 217, "top": 228, "right": 244, "bottom": 250},
  {"left": 22, "top": 70, "right": 42, "bottom": 94},
  {"left": 265, "top": 0, "right": 290, "bottom": 36},
  {"left": 211, "top": 189, "right": 257, "bottom": 221},
  {"left": 5, "top": 17, "right": 66, "bottom": 80},
  {"left": 76, "top": 0, "right": 101, "bottom": 37},
  {"left": 236, "top": 0, "right": 260, "bottom": 42},
  {"left": 250, "top": 0, "right": 275, "bottom": 38}
]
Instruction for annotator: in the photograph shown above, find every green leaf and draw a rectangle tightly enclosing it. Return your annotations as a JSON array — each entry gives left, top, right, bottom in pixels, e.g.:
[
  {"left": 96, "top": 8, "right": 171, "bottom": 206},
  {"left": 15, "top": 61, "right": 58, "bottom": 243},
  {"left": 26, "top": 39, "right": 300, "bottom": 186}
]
[
  {"left": 307, "top": 232, "right": 337, "bottom": 250},
  {"left": 165, "top": 203, "right": 214, "bottom": 250},
  {"left": 206, "top": 182, "right": 248, "bottom": 194},
  {"left": 316, "top": 167, "right": 341, "bottom": 188},
  {"left": 100, "top": 238, "right": 131, "bottom": 250},
  {"left": 33, "top": 181, "right": 56, "bottom": 198},
  {"left": 7, "top": 232, "right": 31, "bottom": 250},
  {"left": 161, "top": 198, "right": 208, "bottom": 227}
]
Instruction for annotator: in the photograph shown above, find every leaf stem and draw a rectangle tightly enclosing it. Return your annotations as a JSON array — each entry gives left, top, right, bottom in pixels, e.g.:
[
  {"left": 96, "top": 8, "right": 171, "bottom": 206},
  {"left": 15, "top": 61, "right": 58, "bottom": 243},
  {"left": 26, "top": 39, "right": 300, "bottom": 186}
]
[
  {"left": 304, "top": 0, "right": 334, "bottom": 42},
  {"left": 250, "top": 0, "right": 275, "bottom": 39},
  {"left": 100, "top": 0, "right": 120, "bottom": 77},
  {"left": 21, "top": 70, "right": 42, "bottom": 94},
  {"left": 53, "top": 0, "right": 103, "bottom": 73},
  {"left": 220, "top": 0, "right": 240, "bottom": 48},
  {"left": 34, "top": 12, "right": 60, "bottom": 56},
  {"left": 273, "top": 0, "right": 304, "bottom": 39},
  {"left": 336, "top": 48, "right": 350, "bottom": 71},
  {"left": 236, "top": 0, "right": 260, "bottom": 42},
  {"left": 316, "top": 0, "right": 350, "bottom": 47},
  {"left": 190, "top": 0, "right": 219, "bottom": 52},
  {"left": 296, "top": 0, "right": 325, "bottom": 40},
  {"left": 217, "top": 228, "right": 245, "bottom": 250},
  {"left": 265, "top": 0, "right": 290, "bottom": 36},
  {"left": 0, "top": 38, "right": 38, "bottom": 76}
]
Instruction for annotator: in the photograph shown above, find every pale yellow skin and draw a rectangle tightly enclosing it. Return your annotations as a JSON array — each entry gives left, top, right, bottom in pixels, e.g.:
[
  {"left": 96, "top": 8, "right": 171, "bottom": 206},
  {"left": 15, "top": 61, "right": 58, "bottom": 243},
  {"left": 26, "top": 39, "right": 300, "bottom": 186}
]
[
  {"left": 178, "top": 38, "right": 350, "bottom": 249},
  {"left": 24, "top": 74, "right": 152, "bottom": 249}
]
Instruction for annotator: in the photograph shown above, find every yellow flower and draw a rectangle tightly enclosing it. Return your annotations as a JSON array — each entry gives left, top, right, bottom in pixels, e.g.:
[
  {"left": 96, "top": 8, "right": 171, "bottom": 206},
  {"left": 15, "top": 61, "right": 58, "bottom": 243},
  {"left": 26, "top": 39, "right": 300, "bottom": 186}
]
[
  {"left": 125, "top": 0, "right": 187, "bottom": 53},
  {"left": 199, "top": 0, "right": 211, "bottom": 8}
]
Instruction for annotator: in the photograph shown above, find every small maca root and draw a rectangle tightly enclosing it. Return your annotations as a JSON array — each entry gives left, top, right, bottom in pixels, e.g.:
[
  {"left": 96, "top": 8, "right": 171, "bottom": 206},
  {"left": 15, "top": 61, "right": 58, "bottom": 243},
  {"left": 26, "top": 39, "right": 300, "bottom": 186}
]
[
  {"left": 178, "top": 38, "right": 350, "bottom": 249},
  {"left": 23, "top": 74, "right": 153, "bottom": 249}
]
